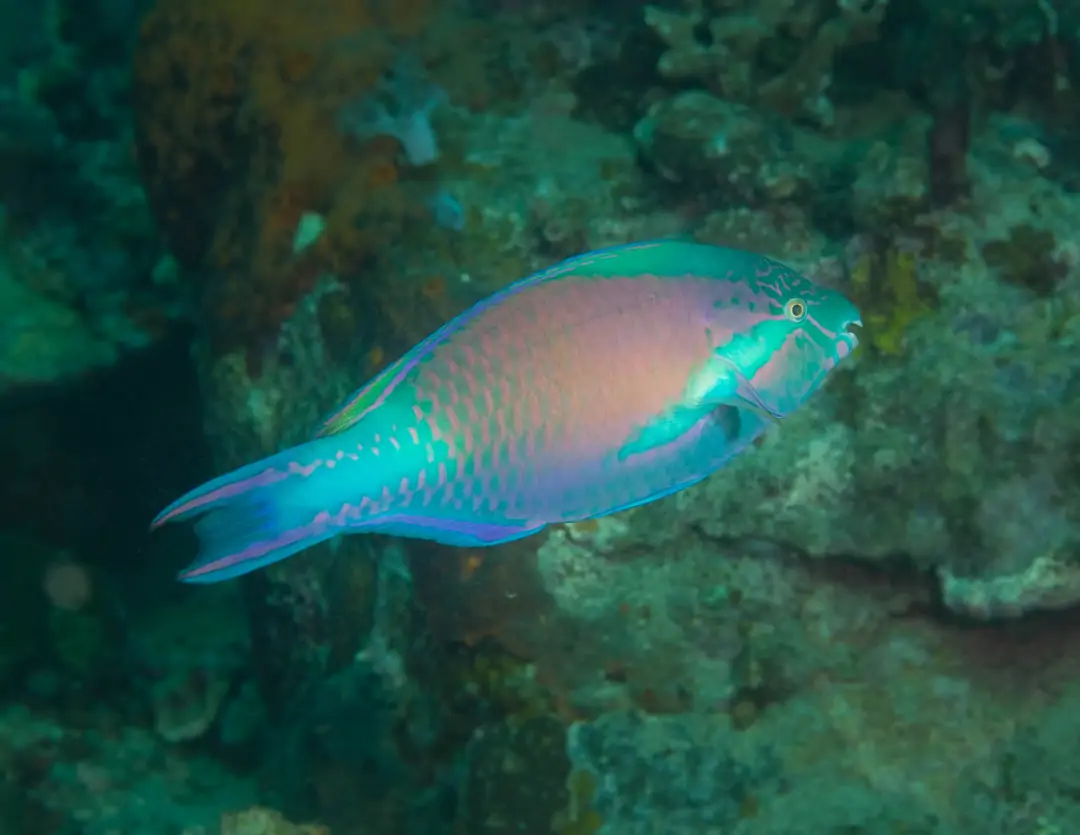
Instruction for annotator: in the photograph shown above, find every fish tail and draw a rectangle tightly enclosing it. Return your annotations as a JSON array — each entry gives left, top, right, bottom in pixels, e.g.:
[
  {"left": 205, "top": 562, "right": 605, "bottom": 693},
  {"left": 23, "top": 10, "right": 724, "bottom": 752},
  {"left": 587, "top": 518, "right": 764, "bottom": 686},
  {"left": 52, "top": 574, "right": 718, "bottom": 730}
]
[{"left": 151, "top": 439, "right": 353, "bottom": 583}]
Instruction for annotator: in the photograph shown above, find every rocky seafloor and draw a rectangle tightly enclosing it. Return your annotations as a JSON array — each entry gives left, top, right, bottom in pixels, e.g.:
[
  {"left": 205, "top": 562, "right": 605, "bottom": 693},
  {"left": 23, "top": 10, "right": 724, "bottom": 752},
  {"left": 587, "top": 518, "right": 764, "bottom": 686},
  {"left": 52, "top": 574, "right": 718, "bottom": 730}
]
[{"left": 5, "top": 0, "right": 1080, "bottom": 833}]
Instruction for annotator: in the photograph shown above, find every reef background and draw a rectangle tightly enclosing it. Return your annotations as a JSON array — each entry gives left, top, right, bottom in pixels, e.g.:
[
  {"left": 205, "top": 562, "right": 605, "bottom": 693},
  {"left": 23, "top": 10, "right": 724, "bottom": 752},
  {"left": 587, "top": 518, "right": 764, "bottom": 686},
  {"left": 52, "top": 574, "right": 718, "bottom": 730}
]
[{"left": 3, "top": 0, "right": 1080, "bottom": 832}]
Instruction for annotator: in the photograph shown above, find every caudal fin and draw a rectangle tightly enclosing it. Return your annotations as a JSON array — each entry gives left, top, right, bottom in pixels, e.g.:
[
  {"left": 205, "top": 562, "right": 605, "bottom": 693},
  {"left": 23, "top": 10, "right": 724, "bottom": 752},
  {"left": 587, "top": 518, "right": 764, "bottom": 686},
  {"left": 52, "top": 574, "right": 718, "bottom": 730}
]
[{"left": 151, "top": 441, "right": 344, "bottom": 583}]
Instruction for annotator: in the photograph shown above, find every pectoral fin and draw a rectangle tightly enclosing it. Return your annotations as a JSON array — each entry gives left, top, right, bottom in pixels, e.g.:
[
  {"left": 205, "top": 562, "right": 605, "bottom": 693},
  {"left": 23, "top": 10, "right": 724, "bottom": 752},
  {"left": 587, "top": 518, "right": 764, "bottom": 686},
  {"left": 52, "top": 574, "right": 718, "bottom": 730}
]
[
  {"left": 617, "top": 357, "right": 779, "bottom": 462},
  {"left": 695, "top": 356, "right": 783, "bottom": 423},
  {"left": 617, "top": 404, "right": 706, "bottom": 461}
]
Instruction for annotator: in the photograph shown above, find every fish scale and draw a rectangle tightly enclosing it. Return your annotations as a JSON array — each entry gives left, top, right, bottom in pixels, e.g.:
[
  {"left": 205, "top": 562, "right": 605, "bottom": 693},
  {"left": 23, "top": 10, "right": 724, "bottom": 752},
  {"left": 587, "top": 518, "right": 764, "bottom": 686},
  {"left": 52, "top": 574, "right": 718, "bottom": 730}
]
[
  {"left": 408, "top": 274, "right": 716, "bottom": 520},
  {"left": 152, "top": 240, "right": 861, "bottom": 582}
]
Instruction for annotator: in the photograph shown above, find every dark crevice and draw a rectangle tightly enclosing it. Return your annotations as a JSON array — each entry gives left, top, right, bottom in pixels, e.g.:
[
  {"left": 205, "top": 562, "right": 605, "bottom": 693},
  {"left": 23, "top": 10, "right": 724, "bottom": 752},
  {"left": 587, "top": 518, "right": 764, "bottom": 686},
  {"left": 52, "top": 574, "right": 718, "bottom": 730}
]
[{"left": 0, "top": 326, "right": 210, "bottom": 581}]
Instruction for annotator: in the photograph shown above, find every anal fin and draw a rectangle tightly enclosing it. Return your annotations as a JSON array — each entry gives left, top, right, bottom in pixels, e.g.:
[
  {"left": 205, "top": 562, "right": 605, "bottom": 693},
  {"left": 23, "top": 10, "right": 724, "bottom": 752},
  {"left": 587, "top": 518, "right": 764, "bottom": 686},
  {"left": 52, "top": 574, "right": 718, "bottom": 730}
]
[{"left": 369, "top": 514, "right": 546, "bottom": 547}]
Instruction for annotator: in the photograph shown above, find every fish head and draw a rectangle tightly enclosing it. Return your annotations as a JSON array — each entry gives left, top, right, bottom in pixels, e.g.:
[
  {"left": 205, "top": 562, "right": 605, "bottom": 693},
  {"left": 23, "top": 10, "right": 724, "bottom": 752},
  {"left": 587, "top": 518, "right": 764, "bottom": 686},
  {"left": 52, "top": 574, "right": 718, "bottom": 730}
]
[{"left": 708, "top": 259, "right": 862, "bottom": 418}]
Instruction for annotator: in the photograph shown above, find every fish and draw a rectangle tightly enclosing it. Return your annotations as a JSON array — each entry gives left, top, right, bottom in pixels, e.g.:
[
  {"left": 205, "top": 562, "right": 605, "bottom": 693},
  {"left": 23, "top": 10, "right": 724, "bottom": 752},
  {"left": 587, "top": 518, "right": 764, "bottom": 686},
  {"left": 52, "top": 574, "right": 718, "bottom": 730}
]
[{"left": 152, "top": 239, "right": 861, "bottom": 583}]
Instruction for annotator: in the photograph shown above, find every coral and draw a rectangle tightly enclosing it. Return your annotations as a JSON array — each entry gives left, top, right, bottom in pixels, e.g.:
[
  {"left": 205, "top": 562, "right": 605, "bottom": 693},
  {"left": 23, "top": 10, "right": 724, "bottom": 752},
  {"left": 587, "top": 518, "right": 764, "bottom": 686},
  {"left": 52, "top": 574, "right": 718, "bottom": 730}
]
[
  {"left": 849, "top": 115, "right": 933, "bottom": 233},
  {"left": 111, "top": 4, "right": 1080, "bottom": 834},
  {"left": 131, "top": 0, "right": 437, "bottom": 359},
  {"left": 0, "top": 251, "right": 122, "bottom": 389},
  {"left": 557, "top": 769, "right": 603, "bottom": 835},
  {"left": 615, "top": 110, "right": 1080, "bottom": 622},
  {"left": 981, "top": 224, "right": 1067, "bottom": 295},
  {"left": 846, "top": 236, "right": 936, "bottom": 356},
  {"left": 515, "top": 530, "right": 1080, "bottom": 832},
  {"left": 219, "top": 807, "right": 328, "bottom": 835},
  {"left": 643, "top": 0, "right": 888, "bottom": 128},
  {"left": 633, "top": 90, "right": 819, "bottom": 207},
  {"left": 939, "top": 555, "right": 1080, "bottom": 621},
  {"left": 127, "top": 586, "right": 250, "bottom": 742},
  {"left": 0, "top": 703, "right": 257, "bottom": 832},
  {"left": 151, "top": 666, "right": 233, "bottom": 743},
  {"left": 0, "top": 79, "right": 183, "bottom": 396},
  {"left": 338, "top": 58, "right": 447, "bottom": 166},
  {"left": 566, "top": 710, "right": 781, "bottom": 834},
  {"left": 457, "top": 715, "right": 572, "bottom": 835}
]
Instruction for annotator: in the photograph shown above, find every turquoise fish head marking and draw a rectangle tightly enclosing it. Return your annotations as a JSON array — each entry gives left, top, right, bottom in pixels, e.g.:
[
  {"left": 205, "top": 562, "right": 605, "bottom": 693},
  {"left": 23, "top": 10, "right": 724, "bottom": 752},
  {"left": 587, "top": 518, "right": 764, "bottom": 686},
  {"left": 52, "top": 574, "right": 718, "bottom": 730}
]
[{"left": 703, "top": 255, "right": 861, "bottom": 419}]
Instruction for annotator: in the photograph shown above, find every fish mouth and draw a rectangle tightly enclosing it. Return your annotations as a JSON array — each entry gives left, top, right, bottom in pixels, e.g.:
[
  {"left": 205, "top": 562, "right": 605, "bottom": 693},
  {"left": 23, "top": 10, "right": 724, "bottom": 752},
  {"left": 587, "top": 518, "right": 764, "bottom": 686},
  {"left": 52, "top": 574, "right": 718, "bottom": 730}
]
[{"left": 837, "top": 318, "right": 862, "bottom": 359}]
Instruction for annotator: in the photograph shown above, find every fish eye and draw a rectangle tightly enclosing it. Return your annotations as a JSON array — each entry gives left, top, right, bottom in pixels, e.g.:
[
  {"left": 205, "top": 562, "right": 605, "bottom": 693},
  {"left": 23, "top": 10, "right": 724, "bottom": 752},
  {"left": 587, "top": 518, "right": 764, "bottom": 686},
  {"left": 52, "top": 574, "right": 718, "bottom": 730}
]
[{"left": 785, "top": 298, "right": 807, "bottom": 322}]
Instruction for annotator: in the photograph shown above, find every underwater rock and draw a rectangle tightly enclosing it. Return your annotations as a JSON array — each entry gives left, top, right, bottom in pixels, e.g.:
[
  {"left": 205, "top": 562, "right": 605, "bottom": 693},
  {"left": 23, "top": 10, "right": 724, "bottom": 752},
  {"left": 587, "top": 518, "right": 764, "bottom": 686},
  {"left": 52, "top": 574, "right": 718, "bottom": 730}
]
[
  {"left": 643, "top": 0, "right": 887, "bottom": 128},
  {"left": 0, "top": 39, "right": 183, "bottom": 397},
  {"left": 566, "top": 710, "right": 783, "bottom": 833},
  {"left": 112, "top": 2, "right": 1080, "bottom": 832},
  {"left": 131, "top": 0, "right": 438, "bottom": 359},
  {"left": 634, "top": 91, "right": 817, "bottom": 207},
  {"left": 0, "top": 261, "right": 123, "bottom": 391},
  {"left": 214, "top": 807, "right": 324, "bottom": 833},
  {"left": 0, "top": 702, "right": 258, "bottom": 832},
  {"left": 420, "top": 518, "right": 1080, "bottom": 830},
  {"left": 850, "top": 117, "right": 933, "bottom": 232},
  {"left": 219, "top": 806, "right": 328, "bottom": 835},
  {"left": 457, "top": 715, "right": 571, "bottom": 835}
]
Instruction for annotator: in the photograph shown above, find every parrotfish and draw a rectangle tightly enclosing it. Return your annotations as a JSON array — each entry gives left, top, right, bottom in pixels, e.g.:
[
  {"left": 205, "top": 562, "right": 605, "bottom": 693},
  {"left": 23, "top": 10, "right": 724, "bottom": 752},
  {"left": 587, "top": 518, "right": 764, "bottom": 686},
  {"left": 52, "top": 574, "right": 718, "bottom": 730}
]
[{"left": 153, "top": 240, "right": 861, "bottom": 582}]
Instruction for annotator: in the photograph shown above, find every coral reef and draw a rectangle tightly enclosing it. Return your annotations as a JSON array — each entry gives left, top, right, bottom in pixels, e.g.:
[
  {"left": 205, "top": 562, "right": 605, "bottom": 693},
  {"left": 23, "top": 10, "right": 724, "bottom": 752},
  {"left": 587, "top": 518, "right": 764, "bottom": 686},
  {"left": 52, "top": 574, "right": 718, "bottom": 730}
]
[
  {"left": 13, "top": 0, "right": 1080, "bottom": 833},
  {"left": 131, "top": 0, "right": 446, "bottom": 359},
  {"left": 0, "top": 582, "right": 258, "bottom": 833},
  {"left": 0, "top": 11, "right": 184, "bottom": 395},
  {"left": 644, "top": 0, "right": 889, "bottom": 127},
  {"left": 220, "top": 807, "right": 327, "bottom": 835}
]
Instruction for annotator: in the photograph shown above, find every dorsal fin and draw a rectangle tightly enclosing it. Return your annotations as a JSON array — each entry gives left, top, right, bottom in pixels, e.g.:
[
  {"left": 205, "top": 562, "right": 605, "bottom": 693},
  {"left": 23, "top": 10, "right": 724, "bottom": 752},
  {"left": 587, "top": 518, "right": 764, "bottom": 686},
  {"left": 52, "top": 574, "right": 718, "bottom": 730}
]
[
  {"left": 316, "top": 354, "right": 410, "bottom": 437},
  {"left": 314, "top": 240, "right": 672, "bottom": 437}
]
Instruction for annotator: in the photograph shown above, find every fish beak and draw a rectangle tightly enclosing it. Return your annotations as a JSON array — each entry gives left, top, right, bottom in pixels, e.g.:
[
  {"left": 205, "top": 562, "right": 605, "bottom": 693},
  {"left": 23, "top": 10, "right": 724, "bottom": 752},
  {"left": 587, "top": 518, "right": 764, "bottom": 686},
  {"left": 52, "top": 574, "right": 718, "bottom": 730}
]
[{"left": 838, "top": 318, "right": 862, "bottom": 359}]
